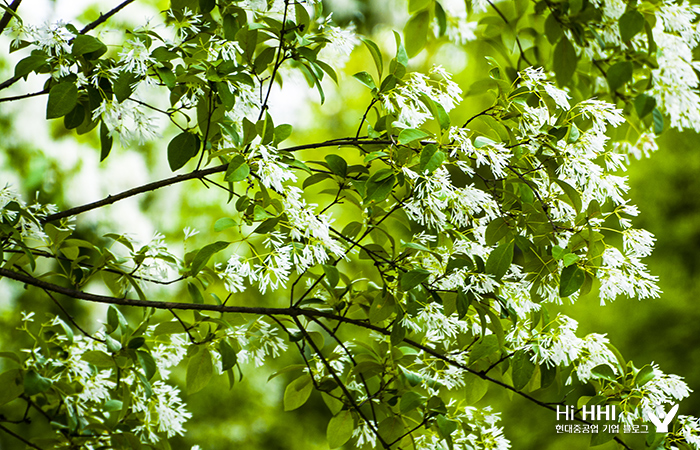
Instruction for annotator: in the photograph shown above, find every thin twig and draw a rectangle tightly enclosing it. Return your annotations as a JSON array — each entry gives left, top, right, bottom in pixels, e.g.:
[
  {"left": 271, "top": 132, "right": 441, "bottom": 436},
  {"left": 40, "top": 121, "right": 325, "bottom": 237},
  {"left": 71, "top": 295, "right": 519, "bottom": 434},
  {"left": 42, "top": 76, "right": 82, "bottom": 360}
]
[{"left": 0, "top": 422, "right": 44, "bottom": 450}]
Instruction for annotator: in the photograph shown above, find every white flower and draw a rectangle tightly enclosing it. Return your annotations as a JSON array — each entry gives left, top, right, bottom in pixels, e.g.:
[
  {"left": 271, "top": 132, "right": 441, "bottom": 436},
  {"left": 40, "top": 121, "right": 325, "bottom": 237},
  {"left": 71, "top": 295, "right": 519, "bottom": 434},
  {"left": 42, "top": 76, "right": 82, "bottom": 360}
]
[{"left": 119, "top": 39, "right": 155, "bottom": 76}]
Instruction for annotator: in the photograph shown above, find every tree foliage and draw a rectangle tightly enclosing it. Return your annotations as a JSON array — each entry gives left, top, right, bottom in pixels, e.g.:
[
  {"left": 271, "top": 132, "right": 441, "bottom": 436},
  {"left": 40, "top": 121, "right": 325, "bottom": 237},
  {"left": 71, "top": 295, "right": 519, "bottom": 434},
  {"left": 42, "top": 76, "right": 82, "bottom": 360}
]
[{"left": 1, "top": 0, "right": 700, "bottom": 449}]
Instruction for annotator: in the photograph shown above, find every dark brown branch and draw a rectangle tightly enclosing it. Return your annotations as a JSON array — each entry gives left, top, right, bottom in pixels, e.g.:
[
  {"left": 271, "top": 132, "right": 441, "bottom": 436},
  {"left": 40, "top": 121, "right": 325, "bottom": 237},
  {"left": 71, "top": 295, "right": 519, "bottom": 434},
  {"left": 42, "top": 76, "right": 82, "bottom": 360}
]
[
  {"left": 0, "top": 88, "right": 47, "bottom": 103},
  {"left": 78, "top": 0, "right": 136, "bottom": 34},
  {"left": 41, "top": 138, "right": 402, "bottom": 224},
  {"left": 0, "top": 0, "right": 22, "bottom": 36}
]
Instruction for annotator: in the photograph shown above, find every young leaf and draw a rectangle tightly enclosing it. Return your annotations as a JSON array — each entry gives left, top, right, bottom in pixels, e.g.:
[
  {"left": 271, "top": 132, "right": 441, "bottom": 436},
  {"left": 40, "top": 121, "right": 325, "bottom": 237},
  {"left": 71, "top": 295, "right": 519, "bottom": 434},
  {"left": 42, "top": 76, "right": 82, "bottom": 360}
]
[
  {"left": 327, "top": 410, "right": 354, "bottom": 448},
  {"left": 634, "top": 365, "right": 655, "bottom": 387},
  {"left": 186, "top": 348, "right": 213, "bottom": 394},
  {"left": 398, "top": 128, "right": 429, "bottom": 145},
  {"left": 191, "top": 241, "right": 231, "bottom": 276},
  {"left": 361, "top": 38, "right": 384, "bottom": 77},
  {"left": 284, "top": 375, "right": 313, "bottom": 411},
  {"left": 353, "top": 71, "right": 376, "bottom": 90}
]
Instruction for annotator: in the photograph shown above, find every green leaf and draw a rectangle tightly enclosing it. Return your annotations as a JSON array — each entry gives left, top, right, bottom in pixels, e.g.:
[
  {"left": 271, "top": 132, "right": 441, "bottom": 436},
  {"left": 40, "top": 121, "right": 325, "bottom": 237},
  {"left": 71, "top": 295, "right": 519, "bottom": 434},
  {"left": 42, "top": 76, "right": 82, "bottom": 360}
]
[
  {"left": 468, "top": 334, "right": 500, "bottom": 365},
  {"left": 591, "top": 364, "right": 617, "bottom": 382},
  {"left": 114, "top": 71, "right": 138, "bottom": 103},
  {"left": 325, "top": 154, "right": 348, "bottom": 177},
  {"left": 634, "top": 94, "right": 656, "bottom": 118},
  {"left": 72, "top": 34, "right": 107, "bottom": 59},
  {"left": 404, "top": 11, "right": 430, "bottom": 57},
  {"left": 284, "top": 375, "right": 313, "bottom": 411},
  {"left": 105, "top": 334, "right": 122, "bottom": 352},
  {"left": 400, "top": 269, "right": 430, "bottom": 291},
  {"left": 399, "top": 391, "right": 424, "bottom": 413},
  {"left": 544, "top": 13, "right": 563, "bottom": 44},
  {"left": 361, "top": 38, "right": 383, "bottom": 77},
  {"left": 398, "top": 128, "right": 429, "bottom": 145},
  {"left": 552, "top": 37, "right": 577, "bottom": 86},
  {"left": 419, "top": 144, "right": 445, "bottom": 174},
  {"left": 393, "top": 31, "right": 409, "bottom": 67},
  {"left": 14, "top": 53, "right": 49, "bottom": 79},
  {"left": 327, "top": 410, "right": 354, "bottom": 448},
  {"left": 378, "top": 416, "right": 405, "bottom": 444},
  {"left": 199, "top": 0, "right": 215, "bottom": 13},
  {"left": 559, "top": 265, "right": 584, "bottom": 297},
  {"left": 652, "top": 107, "right": 664, "bottom": 134},
  {"left": 214, "top": 217, "right": 237, "bottom": 232},
  {"left": 219, "top": 339, "right": 238, "bottom": 372},
  {"left": 24, "top": 370, "right": 52, "bottom": 396},
  {"left": 464, "top": 376, "right": 488, "bottom": 404},
  {"left": 274, "top": 124, "right": 293, "bottom": 144},
  {"left": 364, "top": 174, "right": 395, "bottom": 203},
  {"left": 224, "top": 155, "right": 250, "bottom": 182},
  {"left": 100, "top": 122, "right": 113, "bottom": 161},
  {"left": 369, "top": 293, "right": 396, "bottom": 323},
  {"left": 511, "top": 350, "right": 536, "bottom": 390},
  {"left": 191, "top": 241, "right": 231, "bottom": 276},
  {"left": 619, "top": 10, "right": 645, "bottom": 42},
  {"left": 485, "top": 218, "right": 510, "bottom": 246},
  {"left": 562, "top": 253, "right": 580, "bottom": 267},
  {"left": 635, "top": 365, "right": 655, "bottom": 387},
  {"left": 485, "top": 241, "right": 514, "bottom": 280},
  {"left": 167, "top": 132, "right": 200, "bottom": 171},
  {"left": 409, "top": 0, "right": 432, "bottom": 13},
  {"left": 0, "top": 370, "right": 23, "bottom": 406},
  {"left": 606, "top": 61, "right": 633, "bottom": 92},
  {"left": 137, "top": 350, "right": 157, "bottom": 380},
  {"left": 353, "top": 71, "right": 376, "bottom": 90},
  {"left": 46, "top": 82, "right": 78, "bottom": 119},
  {"left": 322, "top": 264, "right": 340, "bottom": 288},
  {"left": 553, "top": 179, "right": 582, "bottom": 213},
  {"left": 186, "top": 347, "right": 213, "bottom": 394},
  {"left": 187, "top": 282, "right": 204, "bottom": 304},
  {"left": 81, "top": 350, "right": 114, "bottom": 368}
]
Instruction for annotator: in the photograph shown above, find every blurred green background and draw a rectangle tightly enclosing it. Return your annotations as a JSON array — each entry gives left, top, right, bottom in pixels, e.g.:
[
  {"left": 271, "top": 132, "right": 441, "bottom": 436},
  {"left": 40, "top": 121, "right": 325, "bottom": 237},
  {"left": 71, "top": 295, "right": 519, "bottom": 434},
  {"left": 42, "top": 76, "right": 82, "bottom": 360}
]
[{"left": 1, "top": 0, "right": 700, "bottom": 449}]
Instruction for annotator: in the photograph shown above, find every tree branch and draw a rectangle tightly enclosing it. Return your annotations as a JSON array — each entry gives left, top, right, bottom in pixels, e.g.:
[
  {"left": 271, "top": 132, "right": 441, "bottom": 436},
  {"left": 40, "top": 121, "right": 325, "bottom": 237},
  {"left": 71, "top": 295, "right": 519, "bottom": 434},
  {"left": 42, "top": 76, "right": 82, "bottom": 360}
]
[
  {"left": 41, "top": 138, "right": 404, "bottom": 224},
  {"left": 0, "top": 0, "right": 136, "bottom": 93},
  {"left": 0, "top": 0, "right": 21, "bottom": 36},
  {"left": 0, "top": 422, "right": 44, "bottom": 450},
  {"left": 0, "top": 265, "right": 634, "bottom": 450}
]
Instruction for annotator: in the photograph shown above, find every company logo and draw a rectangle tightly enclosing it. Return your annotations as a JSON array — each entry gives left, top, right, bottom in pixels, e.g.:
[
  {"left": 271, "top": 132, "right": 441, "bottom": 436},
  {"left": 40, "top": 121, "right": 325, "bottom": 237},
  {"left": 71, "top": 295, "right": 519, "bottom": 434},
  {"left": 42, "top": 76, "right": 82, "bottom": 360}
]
[
  {"left": 554, "top": 403, "right": 680, "bottom": 435},
  {"left": 648, "top": 404, "right": 679, "bottom": 433}
]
